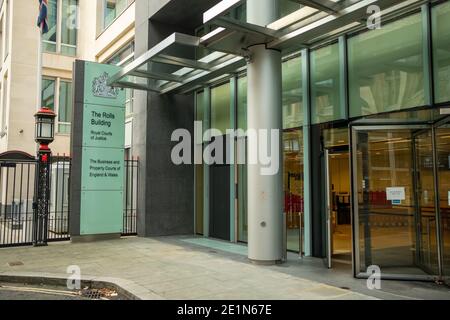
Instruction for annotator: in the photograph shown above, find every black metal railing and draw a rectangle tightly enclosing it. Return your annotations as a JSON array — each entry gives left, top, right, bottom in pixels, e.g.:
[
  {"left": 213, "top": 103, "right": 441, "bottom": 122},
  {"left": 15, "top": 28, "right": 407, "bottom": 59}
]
[
  {"left": 47, "top": 155, "right": 71, "bottom": 242},
  {"left": 123, "top": 158, "right": 138, "bottom": 236},
  {"left": 0, "top": 153, "right": 138, "bottom": 247},
  {"left": 0, "top": 158, "right": 37, "bottom": 247}
]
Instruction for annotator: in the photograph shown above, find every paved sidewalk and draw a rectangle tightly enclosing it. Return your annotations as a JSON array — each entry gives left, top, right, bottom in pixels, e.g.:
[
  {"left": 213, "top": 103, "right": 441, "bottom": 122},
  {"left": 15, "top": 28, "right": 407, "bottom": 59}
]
[{"left": 0, "top": 237, "right": 447, "bottom": 300}]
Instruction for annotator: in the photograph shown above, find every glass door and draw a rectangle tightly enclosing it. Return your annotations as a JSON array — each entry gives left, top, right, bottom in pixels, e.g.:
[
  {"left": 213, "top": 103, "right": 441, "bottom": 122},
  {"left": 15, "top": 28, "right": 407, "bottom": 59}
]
[
  {"left": 435, "top": 119, "right": 450, "bottom": 284},
  {"left": 352, "top": 125, "right": 438, "bottom": 280},
  {"left": 412, "top": 130, "right": 440, "bottom": 275},
  {"left": 324, "top": 149, "right": 332, "bottom": 269}
]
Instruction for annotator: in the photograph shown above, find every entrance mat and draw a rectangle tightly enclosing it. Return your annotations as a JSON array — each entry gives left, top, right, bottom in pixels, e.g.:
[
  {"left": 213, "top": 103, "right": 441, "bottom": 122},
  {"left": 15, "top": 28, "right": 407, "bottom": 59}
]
[{"left": 181, "top": 238, "right": 248, "bottom": 256}]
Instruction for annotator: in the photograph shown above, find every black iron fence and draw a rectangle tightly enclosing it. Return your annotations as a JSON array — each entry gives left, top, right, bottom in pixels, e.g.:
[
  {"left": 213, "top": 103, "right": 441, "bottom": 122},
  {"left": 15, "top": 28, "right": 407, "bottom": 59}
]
[
  {"left": 0, "top": 153, "right": 37, "bottom": 247},
  {"left": 48, "top": 155, "right": 71, "bottom": 242},
  {"left": 0, "top": 152, "right": 139, "bottom": 247},
  {"left": 123, "top": 158, "right": 138, "bottom": 236}
]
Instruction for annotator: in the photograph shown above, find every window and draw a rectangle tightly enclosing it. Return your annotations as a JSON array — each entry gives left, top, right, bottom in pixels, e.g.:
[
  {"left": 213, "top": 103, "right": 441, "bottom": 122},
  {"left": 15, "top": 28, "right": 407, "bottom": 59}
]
[
  {"left": 43, "top": 0, "right": 78, "bottom": 56},
  {"left": 103, "top": 0, "right": 132, "bottom": 30},
  {"left": 41, "top": 77, "right": 72, "bottom": 134},
  {"left": 42, "top": 78, "right": 56, "bottom": 110},
  {"left": 282, "top": 56, "right": 303, "bottom": 129},
  {"left": 61, "top": 0, "right": 78, "bottom": 56},
  {"left": 58, "top": 80, "right": 72, "bottom": 134},
  {"left": 348, "top": 13, "right": 425, "bottom": 118},
  {"left": 311, "top": 43, "right": 344, "bottom": 124},
  {"left": 432, "top": 1, "right": 450, "bottom": 104}
]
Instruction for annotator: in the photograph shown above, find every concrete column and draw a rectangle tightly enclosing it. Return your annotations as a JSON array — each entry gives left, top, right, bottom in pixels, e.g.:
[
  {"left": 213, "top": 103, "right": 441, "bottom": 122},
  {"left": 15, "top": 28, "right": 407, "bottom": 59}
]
[{"left": 246, "top": 0, "right": 283, "bottom": 264}]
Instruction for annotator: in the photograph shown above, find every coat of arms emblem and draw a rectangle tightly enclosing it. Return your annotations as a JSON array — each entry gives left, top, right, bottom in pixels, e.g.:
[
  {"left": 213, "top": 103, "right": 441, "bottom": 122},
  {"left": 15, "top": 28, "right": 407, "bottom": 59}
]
[{"left": 92, "top": 72, "right": 119, "bottom": 99}]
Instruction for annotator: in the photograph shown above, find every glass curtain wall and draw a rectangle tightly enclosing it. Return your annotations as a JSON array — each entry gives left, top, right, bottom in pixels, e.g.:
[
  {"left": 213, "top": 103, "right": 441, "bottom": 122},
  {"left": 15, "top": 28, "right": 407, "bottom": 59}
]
[
  {"left": 348, "top": 13, "right": 425, "bottom": 118},
  {"left": 282, "top": 56, "right": 304, "bottom": 252},
  {"left": 432, "top": 1, "right": 450, "bottom": 104},
  {"left": 311, "top": 43, "right": 344, "bottom": 124},
  {"left": 282, "top": 56, "right": 303, "bottom": 129},
  {"left": 211, "top": 83, "right": 231, "bottom": 135},
  {"left": 435, "top": 123, "right": 450, "bottom": 281}
]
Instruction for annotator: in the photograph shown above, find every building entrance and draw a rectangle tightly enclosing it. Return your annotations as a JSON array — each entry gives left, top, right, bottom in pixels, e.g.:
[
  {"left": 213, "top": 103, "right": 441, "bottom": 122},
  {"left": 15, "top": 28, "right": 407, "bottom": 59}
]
[
  {"left": 352, "top": 119, "right": 450, "bottom": 281},
  {"left": 326, "top": 151, "right": 352, "bottom": 266}
]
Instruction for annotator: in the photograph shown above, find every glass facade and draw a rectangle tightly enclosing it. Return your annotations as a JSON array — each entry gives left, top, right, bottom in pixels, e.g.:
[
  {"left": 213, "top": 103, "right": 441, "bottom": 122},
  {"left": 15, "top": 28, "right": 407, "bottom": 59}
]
[
  {"left": 311, "top": 43, "right": 343, "bottom": 124},
  {"left": 192, "top": 4, "right": 450, "bottom": 277},
  {"left": 432, "top": 1, "right": 450, "bottom": 104},
  {"left": 211, "top": 83, "right": 231, "bottom": 135},
  {"left": 284, "top": 129, "right": 304, "bottom": 252},
  {"left": 348, "top": 13, "right": 425, "bottom": 118},
  {"left": 282, "top": 56, "right": 302, "bottom": 129}
]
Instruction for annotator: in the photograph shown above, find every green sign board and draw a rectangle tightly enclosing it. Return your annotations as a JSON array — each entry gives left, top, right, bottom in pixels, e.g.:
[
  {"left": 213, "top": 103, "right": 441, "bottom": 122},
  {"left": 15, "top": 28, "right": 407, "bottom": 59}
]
[{"left": 78, "top": 62, "right": 126, "bottom": 236}]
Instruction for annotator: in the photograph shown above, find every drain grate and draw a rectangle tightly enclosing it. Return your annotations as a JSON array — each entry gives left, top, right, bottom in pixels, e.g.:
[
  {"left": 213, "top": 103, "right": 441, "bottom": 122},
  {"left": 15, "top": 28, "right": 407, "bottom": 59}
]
[{"left": 79, "top": 287, "right": 118, "bottom": 300}]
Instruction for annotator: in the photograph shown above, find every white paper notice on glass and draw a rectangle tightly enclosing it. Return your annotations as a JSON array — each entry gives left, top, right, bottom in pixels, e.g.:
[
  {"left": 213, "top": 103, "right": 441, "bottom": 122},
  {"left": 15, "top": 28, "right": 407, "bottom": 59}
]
[{"left": 386, "top": 187, "right": 406, "bottom": 201}]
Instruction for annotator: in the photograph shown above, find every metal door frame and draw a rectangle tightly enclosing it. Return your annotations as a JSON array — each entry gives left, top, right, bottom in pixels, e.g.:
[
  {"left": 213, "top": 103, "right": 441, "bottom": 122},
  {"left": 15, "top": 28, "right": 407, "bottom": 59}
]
[
  {"left": 350, "top": 124, "right": 441, "bottom": 281},
  {"left": 324, "top": 147, "right": 352, "bottom": 269}
]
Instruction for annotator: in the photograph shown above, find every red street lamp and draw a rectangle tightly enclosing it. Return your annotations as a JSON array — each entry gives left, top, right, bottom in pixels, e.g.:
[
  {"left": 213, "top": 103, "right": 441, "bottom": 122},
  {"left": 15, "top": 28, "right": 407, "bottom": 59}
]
[{"left": 34, "top": 106, "right": 56, "bottom": 151}]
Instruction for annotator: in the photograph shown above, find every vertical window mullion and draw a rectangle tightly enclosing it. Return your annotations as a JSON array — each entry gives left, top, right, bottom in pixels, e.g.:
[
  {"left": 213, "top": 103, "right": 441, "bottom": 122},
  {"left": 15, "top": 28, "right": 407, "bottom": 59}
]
[
  {"left": 55, "top": 77, "right": 61, "bottom": 133},
  {"left": 56, "top": 0, "right": 63, "bottom": 53}
]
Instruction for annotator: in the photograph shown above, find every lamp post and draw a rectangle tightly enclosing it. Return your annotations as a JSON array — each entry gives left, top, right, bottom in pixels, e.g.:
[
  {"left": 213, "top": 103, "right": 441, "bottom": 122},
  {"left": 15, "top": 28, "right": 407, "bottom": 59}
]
[{"left": 33, "top": 107, "right": 56, "bottom": 247}]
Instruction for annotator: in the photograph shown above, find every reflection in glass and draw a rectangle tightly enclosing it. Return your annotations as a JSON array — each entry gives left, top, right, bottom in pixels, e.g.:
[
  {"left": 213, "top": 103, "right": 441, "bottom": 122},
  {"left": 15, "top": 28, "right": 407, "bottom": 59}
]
[
  {"left": 61, "top": 0, "right": 78, "bottom": 56},
  {"left": 42, "top": 78, "right": 56, "bottom": 110},
  {"left": 43, "top": 0, "right": 58, "bottom": 52},
  {"left": 348, "top": 14, "right": 425, "bottom": 117},
  {"left": 355, "top": 129, "right": 437, "bottom": 276},
  {"left": 284, "top": 129, "right": 304, "bottom": 252},
  {"left": 414, "top": 131, "right": 439, "bottom": 274},
  {"left": 432, "top": 1, "right": 450, "bottom": 103},
  {"left": 58, "top": 81, "right": 73, "bottom": 134},
  {"left": 311, "top": 43, "right": 343, "bottom": 124},
  {"left": 282, "top": 56, "right": 303, "bottom": 129},
  {"left": 211, "top": 82, "right": 231, "bottom": 135},
  {"left": 435, "top": 125, "right": 450, "bottom": 280}
]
